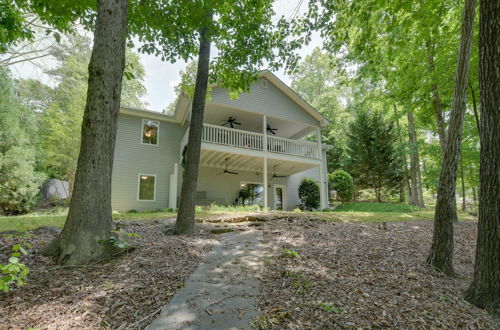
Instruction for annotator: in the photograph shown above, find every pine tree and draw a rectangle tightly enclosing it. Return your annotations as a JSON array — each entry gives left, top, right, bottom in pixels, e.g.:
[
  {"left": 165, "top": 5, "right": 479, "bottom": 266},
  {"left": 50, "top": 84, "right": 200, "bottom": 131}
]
[{"left": 347, "top": 110, "right": 404, "bottom": 201}]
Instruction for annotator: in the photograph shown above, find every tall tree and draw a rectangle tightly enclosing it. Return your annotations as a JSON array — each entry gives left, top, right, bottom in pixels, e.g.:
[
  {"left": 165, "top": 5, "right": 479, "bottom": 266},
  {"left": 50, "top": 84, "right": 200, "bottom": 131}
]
[
  {"left": 426, "top": 0, "right": 477, "bottom": 276},
  {"left": 393, "top": 105, "right": 410, "bottom": 202},
  {"left": 465, "top": 0, "right": 500, "bottom": 312},
  {"left": 34, "top": 34, "right": 147, "bottom": 192},
  {"left": 175, "top": 12, "right": 212, "bottom": 234},
  {"left": 131, "top": 0, "right": 300, "bottom": 234},
  {"left": 347, "top": 109, "right": 404, "bottom": 202},
  {"left": 291, "top": 48, "right": 349, "bottom": 172},
  {"left": 41, "top": 0, "right": 128, "bottom": 264},
  {"left": 407, "top": 108, "right": 425, "bottom": 207}
]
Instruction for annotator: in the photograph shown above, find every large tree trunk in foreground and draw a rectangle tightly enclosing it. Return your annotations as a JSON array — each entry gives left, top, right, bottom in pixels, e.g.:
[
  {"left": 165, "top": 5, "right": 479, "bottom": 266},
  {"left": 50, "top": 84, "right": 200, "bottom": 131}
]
[
  {"left": 175, "top": 22, "right": 211, "bottom": 235},
  {"left": 426, "top": 0, "right": 476, "bottom": 276},
  {"left": 41, "top": 0, "right": 128, "bottom": 265},
  {"left": 407, "top": 109, "right": 424, "bottom": 207},
  {"left": 465, "top": 0, "right": 500, "bottom": 313}
]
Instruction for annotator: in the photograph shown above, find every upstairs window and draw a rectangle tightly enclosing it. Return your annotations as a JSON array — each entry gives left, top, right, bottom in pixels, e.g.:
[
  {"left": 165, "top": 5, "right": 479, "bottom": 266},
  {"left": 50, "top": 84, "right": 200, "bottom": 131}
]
[
  {"left": 261, "top": 78, "right": 268, "bottom": 88},
  {"left": 142, "top": 119, "right": 159, "bottom": 145},
  {"left": 138, "top": 174, "right": 156, "bottom": 201}
]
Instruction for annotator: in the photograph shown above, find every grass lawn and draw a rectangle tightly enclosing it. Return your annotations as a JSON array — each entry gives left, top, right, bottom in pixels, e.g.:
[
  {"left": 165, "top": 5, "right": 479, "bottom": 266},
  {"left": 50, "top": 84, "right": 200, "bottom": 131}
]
[
  {"left": 0, "top": 202, "right": 477, "bottom": 232},
  {"left": 0, "top": 209, "right": 182, "bottom": 232},
  {"left": 332, "top": 201, "right": 419, "bottom": 212},
  {"left": 311, "top": 201, "right": 476, "bottom": 223},
  {"left": 0, "top": 205, "right": 263, "bottom": 232}
]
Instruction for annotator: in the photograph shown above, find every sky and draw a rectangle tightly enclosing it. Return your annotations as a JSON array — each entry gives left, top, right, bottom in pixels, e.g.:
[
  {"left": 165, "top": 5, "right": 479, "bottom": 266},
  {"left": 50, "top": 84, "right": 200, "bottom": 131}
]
[{"left": 9, "top": 0, "right": 323, "bottom": 113}]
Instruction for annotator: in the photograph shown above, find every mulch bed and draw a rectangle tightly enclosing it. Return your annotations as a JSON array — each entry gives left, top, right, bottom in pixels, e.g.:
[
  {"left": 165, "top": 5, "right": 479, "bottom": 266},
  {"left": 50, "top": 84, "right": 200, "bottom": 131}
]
[
  {"left": 0, "top": 221, "right": 219, "bottom": 329},
  {"left": 256, "top": 218, "right": 497, "bottom": 329},
  {"left": 1, "top": 216, "right": 497, "bottom": 329}
]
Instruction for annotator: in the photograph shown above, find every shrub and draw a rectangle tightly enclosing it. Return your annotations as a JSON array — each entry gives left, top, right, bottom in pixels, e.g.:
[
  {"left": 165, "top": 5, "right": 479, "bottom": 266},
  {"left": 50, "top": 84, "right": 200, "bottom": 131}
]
[
  {"left": 298, "top": 178, "right": 320, "bottom": 211},
  {"left": 0, "top": 150, "right": 44, "bottom": 215},
  {"left": 329, "top": 170, "right": 354, "bottom": 203}
]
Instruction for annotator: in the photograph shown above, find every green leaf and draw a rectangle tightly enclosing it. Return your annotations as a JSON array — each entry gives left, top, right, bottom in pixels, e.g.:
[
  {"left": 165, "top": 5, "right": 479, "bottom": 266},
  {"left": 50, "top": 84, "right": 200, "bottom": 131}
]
[{"left": 8, "top": 257, "right": 19, "bottom": 264}]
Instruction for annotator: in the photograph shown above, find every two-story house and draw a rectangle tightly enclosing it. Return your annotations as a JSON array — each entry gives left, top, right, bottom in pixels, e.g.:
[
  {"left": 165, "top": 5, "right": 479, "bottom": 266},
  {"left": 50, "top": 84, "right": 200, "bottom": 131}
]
[{"left": 111, "top": 71, "right": 331, "bottom": 212}]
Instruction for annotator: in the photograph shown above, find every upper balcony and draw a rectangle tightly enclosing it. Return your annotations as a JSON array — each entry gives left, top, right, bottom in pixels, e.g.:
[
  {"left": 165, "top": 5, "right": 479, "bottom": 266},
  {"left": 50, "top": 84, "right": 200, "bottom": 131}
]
[
  {"left": 201, "top": 123, "right": 320, "bottom": 159},
  {"left": 179, "top": 102, "right": 327, "bottom": 162}
]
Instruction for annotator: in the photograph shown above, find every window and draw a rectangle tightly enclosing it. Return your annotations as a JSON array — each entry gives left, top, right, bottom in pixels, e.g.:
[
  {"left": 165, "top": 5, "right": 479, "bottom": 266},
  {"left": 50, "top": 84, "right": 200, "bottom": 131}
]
[
  {"left": 261, "top": 78, "right": 268, "bottom": 88},
  {"left": 142, "top": 119, "right": 159, "bottom": 145},
  {"left": 138, "top": 174, "right": 156, "bottom": 201},
  {"left": 239, "top": 182, "right": 264, "bottom": 206}
]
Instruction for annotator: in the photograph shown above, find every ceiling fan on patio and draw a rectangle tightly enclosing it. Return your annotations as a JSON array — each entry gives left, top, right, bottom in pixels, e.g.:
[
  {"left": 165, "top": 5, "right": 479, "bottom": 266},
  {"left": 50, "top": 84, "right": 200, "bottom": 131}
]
[
  {"left": 272, "top": 165, "right": 286, "bottom": 179},
  {"left": 217, "top": 158, "right": 239, "bottom": 175},
  {"left": 222, "top": 116, "right": 241, "bottom": 128},
  {"left": 266, "top": 124, "right": 278, "bottom": 135}
]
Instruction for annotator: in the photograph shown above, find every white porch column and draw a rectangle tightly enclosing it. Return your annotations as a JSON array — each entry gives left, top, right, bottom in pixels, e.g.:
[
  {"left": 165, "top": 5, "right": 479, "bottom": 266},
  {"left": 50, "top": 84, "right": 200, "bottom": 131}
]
[
  {"left": 169, "top": 163, "right": 178, "bottom": 210},
  {"left": 263, "top": 157, "right": 268, "bottom": 209},
  {"left": 317, "top": 128, "right": 327, "bottom": 209},
  {"left": 262, "top": 115, "right": 267, "bottom": 152},
  {"left": 263, "top": 116, "right": 269, "bottom": 209}
]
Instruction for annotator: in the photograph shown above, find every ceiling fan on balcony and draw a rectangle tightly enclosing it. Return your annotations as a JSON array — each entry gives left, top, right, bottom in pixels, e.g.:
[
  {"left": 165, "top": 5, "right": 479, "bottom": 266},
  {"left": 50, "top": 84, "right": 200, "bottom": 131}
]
[
  {"left": 266, "top": 124, "right": 278, "bottom": 135},
  {"left": 217, "top": 158, "right": 239, "bottom": 175},
  {"left": 272, "top": 165, "right": 286, "bottom": 179},
  {"left": 222, "top": 116, "right": 241, "bottom": 128}
]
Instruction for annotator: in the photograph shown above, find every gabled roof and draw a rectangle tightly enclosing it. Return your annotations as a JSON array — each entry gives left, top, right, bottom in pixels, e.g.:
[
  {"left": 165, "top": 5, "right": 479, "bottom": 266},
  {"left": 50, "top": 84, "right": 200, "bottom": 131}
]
[
  {"left": 121, "top": 71, "right": 330, "bottom": 127},
  {"left": 259, "top": 71, "right": 330, "bottom": 127}
]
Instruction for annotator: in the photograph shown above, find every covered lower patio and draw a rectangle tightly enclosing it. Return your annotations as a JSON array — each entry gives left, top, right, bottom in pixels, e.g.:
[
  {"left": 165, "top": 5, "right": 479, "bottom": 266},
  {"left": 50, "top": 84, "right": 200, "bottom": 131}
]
[{"left": 191, "top": 149, "right": 328, "bottom": 210}]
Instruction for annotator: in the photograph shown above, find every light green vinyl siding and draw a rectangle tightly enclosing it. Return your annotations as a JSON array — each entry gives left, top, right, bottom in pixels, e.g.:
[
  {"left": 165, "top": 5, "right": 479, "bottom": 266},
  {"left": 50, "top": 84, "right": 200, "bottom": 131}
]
[
  {"left": 210, "top": 78, "right": 320, "bottom": 126},
  {"left": 112, "top": 114, "right": 185, "bottom": 211}
]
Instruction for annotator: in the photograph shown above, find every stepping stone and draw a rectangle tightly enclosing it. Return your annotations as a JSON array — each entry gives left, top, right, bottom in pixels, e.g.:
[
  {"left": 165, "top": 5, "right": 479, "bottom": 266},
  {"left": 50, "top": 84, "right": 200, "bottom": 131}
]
[{"left": 147, "top": 229, "right": 268, "bottom": 330}]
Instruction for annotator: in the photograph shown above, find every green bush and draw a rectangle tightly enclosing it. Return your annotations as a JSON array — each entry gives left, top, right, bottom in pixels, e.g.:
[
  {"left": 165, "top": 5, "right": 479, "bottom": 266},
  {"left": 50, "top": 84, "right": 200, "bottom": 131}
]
[
  {"left": 329, "top": 170, "right": 354, "bottom": 203},
  {"left": 0, "top": 147, "right": 44, "bottom": 215},
  {"left": 298, "top": 178, "right": 320, "bottom": 211}
]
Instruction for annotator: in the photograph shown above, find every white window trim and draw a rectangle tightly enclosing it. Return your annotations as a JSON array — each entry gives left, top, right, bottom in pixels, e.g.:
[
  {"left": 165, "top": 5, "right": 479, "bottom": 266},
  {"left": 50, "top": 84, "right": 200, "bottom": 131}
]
[
  {"left": 141, "top": 119, "right": 160, "bottom": 146},
  {"left": 273, "top": 184, "right": 286, "bottom": 210},
  {"left": 261, "top": 79, "right": 268, "bottom": 88},
  {"left": 137, "top": 173, "right": 157, "bottom": 202}
]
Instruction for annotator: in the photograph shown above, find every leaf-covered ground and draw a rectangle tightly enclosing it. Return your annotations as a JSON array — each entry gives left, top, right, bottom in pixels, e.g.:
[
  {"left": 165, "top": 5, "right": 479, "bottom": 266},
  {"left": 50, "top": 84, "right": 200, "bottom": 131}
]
[
  {"left": 256, "top": 218, "right": 497, "bottom": 329},
  {"left": 0, "top": 221, "right": 218, "bottom": 329},
  {"left": 1, "top": 215, "right": 497, "bottom": 329}
]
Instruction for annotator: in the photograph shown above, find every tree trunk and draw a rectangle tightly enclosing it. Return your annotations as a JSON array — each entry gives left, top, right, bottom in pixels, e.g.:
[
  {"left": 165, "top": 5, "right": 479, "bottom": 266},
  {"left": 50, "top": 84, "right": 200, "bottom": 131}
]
[
  {"left": 41, "top": 0, "right": 128, "bottom": 265},
  {"left": 426, "top": 42, "right": 447, "bottom": 153},
  {"left": 417, "top": 162, "right": 425, "bottom": 208},
  {"left": 465, "top": 0, "right": 500, "bottom": 312},
  {"left": 427, "top": 0, "right": 476, "bottom": 276},
  {"left": 469, "top": 82, "right": 481, "bottom": 135},
  {"left": 394, "top": 104, "right": 408, "bottom": 202},
  {"left": 472, "top": 186, "right": 477, "bottom": 202},
  {"left": 175, "top": 18, "right": 212, "bottom": 235},
  {"left": 407, "top": 109, "right": 423, "bottom": 207},
  {"left": 460, "top": 153, "right": 466, "bottom": 211}
]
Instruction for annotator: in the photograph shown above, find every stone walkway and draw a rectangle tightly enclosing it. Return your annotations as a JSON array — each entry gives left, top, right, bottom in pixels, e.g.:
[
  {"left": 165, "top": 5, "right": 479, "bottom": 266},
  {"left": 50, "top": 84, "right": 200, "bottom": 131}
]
[{"left": 147, "top": 229, "right": 268, "bottom": 330}]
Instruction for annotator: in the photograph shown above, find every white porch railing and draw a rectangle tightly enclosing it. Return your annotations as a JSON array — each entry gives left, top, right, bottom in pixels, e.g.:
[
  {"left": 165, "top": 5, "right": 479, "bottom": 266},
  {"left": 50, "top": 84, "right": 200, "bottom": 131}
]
[
  {"left": 201, "top": 123, "right": 319, "bottom": 159},
  {"left": 267, "top": 134, "right": 319, "bottom": 159},
  {"left": 202, "top": 123, "right": 263, "bottom": 150}
]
